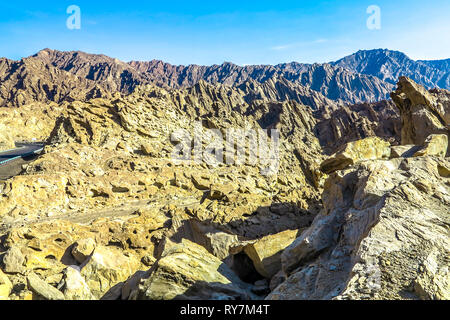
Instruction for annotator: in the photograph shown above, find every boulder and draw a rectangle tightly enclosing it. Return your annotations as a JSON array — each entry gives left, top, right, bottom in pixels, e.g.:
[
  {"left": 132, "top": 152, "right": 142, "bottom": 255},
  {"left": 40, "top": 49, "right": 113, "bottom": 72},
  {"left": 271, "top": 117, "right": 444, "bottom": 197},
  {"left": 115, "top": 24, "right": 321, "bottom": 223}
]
[
  {"left": 141, "top": 143, "right": 155, "bottom": 156},
  {"left": 132, "top": 239, "right": 255, "bottom": 300},
  {"left": 0, "top": 270, "right": 12, "bottom": 300},
  {"left": 63, "top": 266, "right": 95, "bottom": 300},
  {"left": 27, "top": 272, "right": 65, "bottom": 300},
  {"left": 2, "top": 246, "right": 25, "bottom": 274},
  {"left": 320, "top": 137, "right": 391, "bottom": 174},
  {"left": 413, "top": 134, "right": 448, "bottom": 157},
  {"left": 243, "top": 229, "right": 300, "bottom": 278},
  {"left": 80, "top": 246, "right": 141, "bottom": 299}
]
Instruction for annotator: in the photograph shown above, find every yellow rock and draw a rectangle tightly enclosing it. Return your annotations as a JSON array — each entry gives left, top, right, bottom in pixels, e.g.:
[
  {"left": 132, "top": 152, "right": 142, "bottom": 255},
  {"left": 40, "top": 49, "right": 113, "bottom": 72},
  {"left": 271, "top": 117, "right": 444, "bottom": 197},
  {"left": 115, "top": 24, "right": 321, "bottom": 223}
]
[
  {"left": 244, "top": 229, "right": 300, "bottom": 278},
  {"left": 133, "top": 239, "right": 254, "bottom": 300},
  {"left": 81, "top": 246, "right": 141, "bottom": 299},
  {"left": 0, "top": 270, "right": 12, "bottom": 300},
  {"left": 413, "top": 134, "right": 448, "bottom": 157},
  {"left": 320, "top": 137, "right": 391, "bottom": 174}
]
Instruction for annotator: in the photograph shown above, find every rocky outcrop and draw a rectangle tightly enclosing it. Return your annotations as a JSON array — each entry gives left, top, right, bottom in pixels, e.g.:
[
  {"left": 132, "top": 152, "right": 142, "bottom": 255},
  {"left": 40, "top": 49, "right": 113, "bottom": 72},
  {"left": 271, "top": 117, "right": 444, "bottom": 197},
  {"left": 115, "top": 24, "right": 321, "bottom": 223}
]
[
  {"left": 0, "top": 77, "right": 323, "bottom": 300},
  {"left": 0, "top": 102, "right": 62, "bottom": 142},
  {"left": 0, "top": 53, "right": 449, "bottom": 302},
  {"left": 269, "top": 156, "right": 450, "bottom": 300},
  {"left": 391, "top": 77, "right": 450, "bottom": 155}
]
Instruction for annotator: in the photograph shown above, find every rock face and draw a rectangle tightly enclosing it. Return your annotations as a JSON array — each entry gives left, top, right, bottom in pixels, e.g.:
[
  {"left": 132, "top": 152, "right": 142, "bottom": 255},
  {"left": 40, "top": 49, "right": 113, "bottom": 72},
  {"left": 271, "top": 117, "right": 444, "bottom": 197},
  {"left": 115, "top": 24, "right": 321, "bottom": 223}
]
[
  {"left": 80, "top": 246, "right": 141, "bottom": 299},
  {"left": 391, "top": 77, "right": 450, "bottom": 155},
  {"left": 62, "top": 266, "right": 95, "bottom": 300},
  {"left": 270, "top": 156, "right": 450, "bottom": 300}
]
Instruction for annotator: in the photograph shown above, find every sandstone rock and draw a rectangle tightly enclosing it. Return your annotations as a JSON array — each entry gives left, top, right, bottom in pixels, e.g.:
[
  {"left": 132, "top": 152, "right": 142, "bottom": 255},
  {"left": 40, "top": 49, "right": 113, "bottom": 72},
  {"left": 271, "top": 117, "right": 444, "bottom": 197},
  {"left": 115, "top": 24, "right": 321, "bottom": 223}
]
[
  {"left": 0, "top": 270, "right": 12, "bottom": 300},
  {"left": 413, "top": 134, "right": 448, "bottom": 157},
  {"left": 270, "top": 157, "right": 450, "bottom": 300},
  {"left": 0, "top": 124, "right": 15, "bottom": 152},
  {"left": 243, "top": 229, "right": 300, "bottom": 278},
  {"left": 80, "top": 246, "right": 141, "bottom": 299},
  {"left": 27, "top": 272, "right": 65, "bottom": 300},
  {"left": 2, "top": 246, "right": 25, "bottom": 274},
  {"left": 184, "top": 219, "right": 246, "bottom": 260},
  {"left": 391, "top": 77, "right": 449, "bottom": 153},
  {"left": 132, "top": 239, "right": 255, "bottom": 300},
  {"left": 71, "top": 238, "right": 96, "bottom": 264},
  {"left": 413, "top": 249, "right": 450, "bottom": 300},
  {"left": 208, "top": 183, "right": 237, "bottom": 201},
  {"left": 140, "top": 143, "right": 155, "bottom": 156},
  {"left": 320, "top": 137, "right": 391, "bottom": 174},
  {"left": 63, "top": 266, "right": 95, "bottom": 300}
]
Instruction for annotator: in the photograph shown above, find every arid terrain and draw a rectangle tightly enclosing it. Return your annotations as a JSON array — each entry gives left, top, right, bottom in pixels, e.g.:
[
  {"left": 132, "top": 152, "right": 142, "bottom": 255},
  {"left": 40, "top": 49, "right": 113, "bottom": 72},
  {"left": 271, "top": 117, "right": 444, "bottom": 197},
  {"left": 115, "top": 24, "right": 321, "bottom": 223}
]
[{"left": 0, "top": 49, "right": 448, "bottom": 300}]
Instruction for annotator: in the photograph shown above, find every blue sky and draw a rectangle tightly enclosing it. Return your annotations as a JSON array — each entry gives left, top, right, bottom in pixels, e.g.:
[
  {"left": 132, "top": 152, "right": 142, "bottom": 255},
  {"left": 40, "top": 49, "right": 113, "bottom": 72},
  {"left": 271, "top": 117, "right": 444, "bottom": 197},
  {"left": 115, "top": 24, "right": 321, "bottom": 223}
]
[{"left": 0, "top": 1, "right": 449, "bottom": 65}]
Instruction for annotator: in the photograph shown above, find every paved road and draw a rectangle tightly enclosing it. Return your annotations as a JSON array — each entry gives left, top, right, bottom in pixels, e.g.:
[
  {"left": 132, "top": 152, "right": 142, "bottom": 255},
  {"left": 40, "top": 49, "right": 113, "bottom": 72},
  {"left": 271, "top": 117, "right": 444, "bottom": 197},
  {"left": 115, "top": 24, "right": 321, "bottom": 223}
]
[
  {"left": 0, "top": 144, "right": 44, "bottom": 180},
  {"left": 0, "top": 144, "right": 44, "bottom": 166}
]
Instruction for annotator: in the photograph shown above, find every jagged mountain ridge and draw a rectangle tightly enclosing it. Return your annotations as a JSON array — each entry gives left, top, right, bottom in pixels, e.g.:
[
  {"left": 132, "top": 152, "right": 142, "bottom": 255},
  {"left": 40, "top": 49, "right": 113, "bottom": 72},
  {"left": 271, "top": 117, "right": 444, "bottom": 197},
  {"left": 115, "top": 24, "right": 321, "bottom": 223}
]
[
  {"left": 130, "top": 58, "right": 392, "bottom": 103},
  {"left": 0, "top": 48, "right": 448, "bottom": 109},
  {"left": 332, "top": 49, "right": 450, "bottom": 89}
]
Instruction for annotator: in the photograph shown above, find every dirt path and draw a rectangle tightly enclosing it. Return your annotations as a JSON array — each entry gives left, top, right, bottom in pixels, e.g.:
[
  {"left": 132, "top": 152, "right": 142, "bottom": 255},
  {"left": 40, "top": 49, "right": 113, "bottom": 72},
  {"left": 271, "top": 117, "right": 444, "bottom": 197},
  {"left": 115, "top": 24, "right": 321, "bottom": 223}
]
[{"left": 0, "top": 195, "right": 202, "bottom": 233}]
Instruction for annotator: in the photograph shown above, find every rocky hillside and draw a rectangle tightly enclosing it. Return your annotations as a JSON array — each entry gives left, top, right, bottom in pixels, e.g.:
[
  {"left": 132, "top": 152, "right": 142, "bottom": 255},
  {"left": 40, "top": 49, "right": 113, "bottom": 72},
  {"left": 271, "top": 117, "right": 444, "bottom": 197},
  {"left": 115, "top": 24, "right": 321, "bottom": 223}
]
[
  {"left": 0, "top": 73, "right": 448, "bottom": 301},
  {"left": 2, "top": 48, "right": 448, "bottom": 108}
]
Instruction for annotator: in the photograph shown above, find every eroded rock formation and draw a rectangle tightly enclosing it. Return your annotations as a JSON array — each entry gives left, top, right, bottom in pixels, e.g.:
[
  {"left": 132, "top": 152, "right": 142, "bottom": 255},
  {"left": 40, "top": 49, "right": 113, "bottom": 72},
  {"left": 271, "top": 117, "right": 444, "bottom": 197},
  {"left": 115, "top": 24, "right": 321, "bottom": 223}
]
[{"left": 0, "top": 64, "right": 448, "bottom": 301}]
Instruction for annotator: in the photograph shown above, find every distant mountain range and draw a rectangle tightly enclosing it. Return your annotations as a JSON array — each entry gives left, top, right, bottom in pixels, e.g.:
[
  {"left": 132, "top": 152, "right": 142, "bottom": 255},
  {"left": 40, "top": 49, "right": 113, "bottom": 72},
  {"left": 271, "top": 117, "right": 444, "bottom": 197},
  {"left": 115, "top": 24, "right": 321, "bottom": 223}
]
[
  {"left": 0, "top": 48, "right": 448, "bottom": 108},
  {"left": 332, "top": 49, "right": 449, "bottom": 89}
]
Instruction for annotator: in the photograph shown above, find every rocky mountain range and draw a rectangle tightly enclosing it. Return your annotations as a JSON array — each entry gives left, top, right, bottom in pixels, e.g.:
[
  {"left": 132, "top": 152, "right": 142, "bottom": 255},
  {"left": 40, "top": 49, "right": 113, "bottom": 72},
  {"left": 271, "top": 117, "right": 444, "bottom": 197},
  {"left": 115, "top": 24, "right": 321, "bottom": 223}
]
[
  {"left": 0, "top": 47, "right": 449, "bottom": 301},
  {"left": 333, "top": 49, "right": 450, "bottom": 89},
  {"left": 1, "top": 48, "right": 448, "bottom": 109}
]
